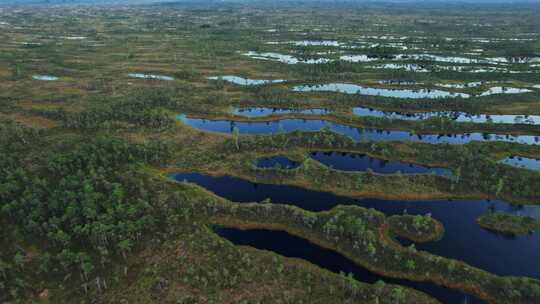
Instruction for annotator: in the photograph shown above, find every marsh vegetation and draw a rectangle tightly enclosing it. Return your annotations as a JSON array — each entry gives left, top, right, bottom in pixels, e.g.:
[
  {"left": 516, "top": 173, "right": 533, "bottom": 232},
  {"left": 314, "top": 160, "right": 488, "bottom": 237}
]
[{"left": 1, "top": 1, "right": 540, "bottom": 303}]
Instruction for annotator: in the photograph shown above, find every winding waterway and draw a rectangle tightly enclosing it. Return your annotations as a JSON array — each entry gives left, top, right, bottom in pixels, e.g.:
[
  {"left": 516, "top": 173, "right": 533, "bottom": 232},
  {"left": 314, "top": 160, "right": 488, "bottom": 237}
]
[
  {"left": 172, "top": 172, "right": 540, "bottom": 303},
  {"left": 171, "top": 173, "right": 540, "bottom": 279},
  {"left": 215, "top": 227, "right": 479, "bottom": 304},
  {"left": 231, "top": 106, "right": 540, "bottom": 125},
  {"left": 178, "top": 115, "right": 540, "bottom": 146}
]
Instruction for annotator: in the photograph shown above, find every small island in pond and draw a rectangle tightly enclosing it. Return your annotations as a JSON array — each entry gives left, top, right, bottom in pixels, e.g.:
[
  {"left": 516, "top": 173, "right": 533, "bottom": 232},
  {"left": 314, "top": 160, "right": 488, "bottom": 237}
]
[
  {"left": 477, "top": 213, "right": 540, "bottom": 236},
  {"left": 388, "top": 214, "right": 445, "bottom": 243}
]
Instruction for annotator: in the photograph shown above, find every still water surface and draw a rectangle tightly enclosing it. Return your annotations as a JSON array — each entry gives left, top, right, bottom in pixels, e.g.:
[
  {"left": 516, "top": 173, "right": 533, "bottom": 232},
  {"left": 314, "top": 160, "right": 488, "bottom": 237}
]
[
  {"left": 178, "top": 115, "right": 540, "bottom": 146},
  {"left": 171, "top": 172, "right": 540, "bottom": 281}
]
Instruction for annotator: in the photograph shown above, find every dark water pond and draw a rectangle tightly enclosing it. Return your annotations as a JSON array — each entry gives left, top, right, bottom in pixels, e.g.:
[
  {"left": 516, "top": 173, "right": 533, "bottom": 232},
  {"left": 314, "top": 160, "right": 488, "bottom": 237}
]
[
  {"left": 178, "top": 115, "right": 540, "bottom": 146},
  {"left": 171, "top": 172, "right": 540, "bottom": 282},
  {"left": 256, "top": 156, "right": 300, "bottom": 169},
  {"left": 215, "top": 227, "right": 481, "bottom": 304},
  {"left": 309, "top": 151, "right": 452, "bottom": 176}
]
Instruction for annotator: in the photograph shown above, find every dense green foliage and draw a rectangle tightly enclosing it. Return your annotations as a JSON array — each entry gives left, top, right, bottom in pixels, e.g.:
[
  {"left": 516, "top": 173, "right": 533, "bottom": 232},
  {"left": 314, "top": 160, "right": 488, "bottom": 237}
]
[
  {"left": 387, "top": 214, "right": 444, "bottom": 243},
  {"left": 0, "top": 122, "right": 173, "bottom": 299}
]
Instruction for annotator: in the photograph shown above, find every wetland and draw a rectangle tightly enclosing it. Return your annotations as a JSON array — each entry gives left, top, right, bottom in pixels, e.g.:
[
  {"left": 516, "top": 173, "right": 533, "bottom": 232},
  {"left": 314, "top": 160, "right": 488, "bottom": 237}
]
[{"left": 1, "top": 1, "right": 540, "bottom": 303}]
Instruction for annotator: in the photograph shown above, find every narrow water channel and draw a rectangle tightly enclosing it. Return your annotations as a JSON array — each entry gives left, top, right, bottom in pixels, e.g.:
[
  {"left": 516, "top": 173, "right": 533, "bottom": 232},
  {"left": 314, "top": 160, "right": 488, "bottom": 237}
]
[
  {"left": 171, "top": 172, "right": 540, "bottom": 280},
  {"left": 178, "top": 115, "right": 540, "bottom": 146},
  {"left": 233, "top": 107, "right": 330, "bottom": 117},
  {"left": 292, "top": 83, "right": 471, "bottom": 99},
  {"left": 215, "top": 227, "right": 483, "bottom": 304},
  {"left": 231, "top": 106, "right": 540, "bottom": 125}
]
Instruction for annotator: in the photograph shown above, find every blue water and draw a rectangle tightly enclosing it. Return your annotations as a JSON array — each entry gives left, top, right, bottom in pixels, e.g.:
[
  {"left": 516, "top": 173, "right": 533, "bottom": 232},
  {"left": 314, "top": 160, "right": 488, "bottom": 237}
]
[
  {"left": 216, "top": 227, "right": 481, "bottom": 304},
  {"left": 32, "top": 75, "right": 58, "bottom": 81},
  {"left": 231, "top": 106, "right": 540, "bottom": 125},
  {"left": 171, "top": 172, "right": 540, "bottom": 280},
  {"left": 309, "top": 151, "right": 452, "bottom": 176},
  {"left": 256, "top": 156, "right": 300, "bottom": 169},
  {"left": 293, "top": 83, "right": 470, "bottom": 99},
  {"left": 178, "top": 115, "right": 540, "bottom": 146},
  {"left": 500, "top": 156, "right": 540, "bottom": 172},
  {"left": 353, "top": 107, "right": 540, "bottom": 125},
  {"left": 233, "top": 107, "right": 330, "bottom": 117},
  {"left": 208, "top": 75, "right": 285, "bottom": 86},
  {"left": 128, "top": 73, "right": 174, "bottom": 81}
]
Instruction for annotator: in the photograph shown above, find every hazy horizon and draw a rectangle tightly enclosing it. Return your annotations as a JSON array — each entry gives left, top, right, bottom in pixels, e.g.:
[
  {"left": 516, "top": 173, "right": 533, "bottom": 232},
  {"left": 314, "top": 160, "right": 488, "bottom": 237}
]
[{"left": 3, "top": 0, "right": 540, "bottom": 5}]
